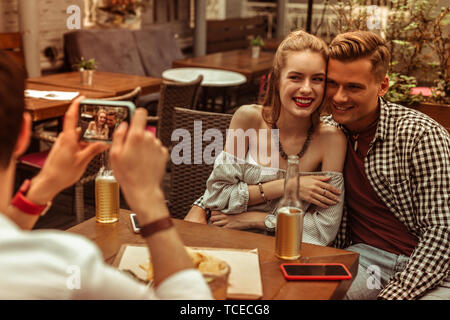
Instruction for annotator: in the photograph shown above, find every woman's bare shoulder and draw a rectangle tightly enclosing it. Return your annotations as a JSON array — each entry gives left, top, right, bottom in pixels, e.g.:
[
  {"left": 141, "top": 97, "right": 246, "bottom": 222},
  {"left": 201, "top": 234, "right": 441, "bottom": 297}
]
[
  {"left": 230, "top": 104, "right": 265, "bottom": 130},
  {"left": 317, "top": 122, "right": 347, "bottom": 148}
]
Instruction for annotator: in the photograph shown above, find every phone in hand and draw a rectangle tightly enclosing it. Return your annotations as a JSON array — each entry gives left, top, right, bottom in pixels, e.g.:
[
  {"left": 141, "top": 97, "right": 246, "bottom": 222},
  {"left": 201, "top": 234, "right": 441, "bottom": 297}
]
[
  {"left": 130, "top": 213, "right": 141, "bottom": 233},
  {"left": 78, "top": 99, "right": 135, "bottom": 143},
  {"left": 280, "top": 263, "right": 352, "bottom": 281}
]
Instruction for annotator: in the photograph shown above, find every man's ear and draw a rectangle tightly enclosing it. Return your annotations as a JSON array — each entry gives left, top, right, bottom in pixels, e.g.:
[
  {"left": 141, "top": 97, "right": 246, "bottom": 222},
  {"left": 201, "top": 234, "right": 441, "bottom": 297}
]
[
  {"left": 12, "top": 112, "right": 32, "bottom": 159},
  {"left": 378, "top": 75, "right": 389, "bottom": 97}
]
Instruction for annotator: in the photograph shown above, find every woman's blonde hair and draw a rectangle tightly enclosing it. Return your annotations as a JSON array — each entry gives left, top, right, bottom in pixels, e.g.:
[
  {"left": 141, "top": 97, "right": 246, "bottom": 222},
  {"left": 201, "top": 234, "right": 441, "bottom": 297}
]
[{"left": 261, "top": 29, "right": 329, "bottom": 128}]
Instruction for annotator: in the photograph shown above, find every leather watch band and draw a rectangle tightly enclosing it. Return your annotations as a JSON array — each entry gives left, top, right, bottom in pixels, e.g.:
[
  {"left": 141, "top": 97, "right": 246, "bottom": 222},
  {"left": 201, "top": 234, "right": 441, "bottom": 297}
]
[{"left": 140, "top": 217, "right": 173, "bottom": 238}]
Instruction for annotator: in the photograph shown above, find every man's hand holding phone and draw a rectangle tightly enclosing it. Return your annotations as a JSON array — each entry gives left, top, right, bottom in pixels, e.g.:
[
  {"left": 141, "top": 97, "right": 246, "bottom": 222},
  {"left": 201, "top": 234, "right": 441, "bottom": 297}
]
[
  {"left": 28, "top": 96, "right": 109, "bottom": 205},
  {"left": 109, "top": 108, "right": 169, "bottom": 225}
]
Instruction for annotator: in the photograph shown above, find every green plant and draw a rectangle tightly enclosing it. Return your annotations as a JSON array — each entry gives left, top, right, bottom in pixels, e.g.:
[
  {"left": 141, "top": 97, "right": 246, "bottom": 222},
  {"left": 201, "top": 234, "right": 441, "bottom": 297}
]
[
  {"left": 73, "top": 57, "right": 97, "bottom": 71},
  {"left": 250, "top": 36, "right": 264, "bottom": 47},
  {"left": 385, "top": 70, "right": 423, "bottom": 106}
]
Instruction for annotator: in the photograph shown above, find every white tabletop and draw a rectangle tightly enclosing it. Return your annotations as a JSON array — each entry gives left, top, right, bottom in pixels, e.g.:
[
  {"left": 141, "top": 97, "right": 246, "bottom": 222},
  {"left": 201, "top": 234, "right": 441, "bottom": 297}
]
[{"left": 162, "top": 67, "right": 247, "bottom": 87}]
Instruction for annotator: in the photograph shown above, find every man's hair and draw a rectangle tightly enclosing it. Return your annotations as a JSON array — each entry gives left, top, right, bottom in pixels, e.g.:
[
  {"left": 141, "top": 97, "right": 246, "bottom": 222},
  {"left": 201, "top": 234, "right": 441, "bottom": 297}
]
[
  {"left": 329, "top": 31, "right": 390, "bottom": 82},
  {"left": 262, "top": 29, "right": 329, "bottom": 128},
  {"left": 0, "top": 50, "right": 26, "bottom": 168}
]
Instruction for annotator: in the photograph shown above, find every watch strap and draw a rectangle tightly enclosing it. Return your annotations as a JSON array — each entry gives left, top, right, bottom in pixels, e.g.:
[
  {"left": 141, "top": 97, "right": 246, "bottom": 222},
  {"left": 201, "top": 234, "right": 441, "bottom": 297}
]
[
  {"left": 140, "top": 217, "right": 173, "bottom": 238},
  {"left": 11, "top": 179, "right": 52, "bottom": 216}
]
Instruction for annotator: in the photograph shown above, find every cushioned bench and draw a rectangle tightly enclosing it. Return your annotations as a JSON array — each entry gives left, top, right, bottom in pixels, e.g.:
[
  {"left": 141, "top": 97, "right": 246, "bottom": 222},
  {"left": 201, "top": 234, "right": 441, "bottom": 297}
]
[
  {"left": 206, "top": 16, "right": 267, "bottom": 54},
  {"left": 64, "top": 26, "right": 184, "bottom": 113}
]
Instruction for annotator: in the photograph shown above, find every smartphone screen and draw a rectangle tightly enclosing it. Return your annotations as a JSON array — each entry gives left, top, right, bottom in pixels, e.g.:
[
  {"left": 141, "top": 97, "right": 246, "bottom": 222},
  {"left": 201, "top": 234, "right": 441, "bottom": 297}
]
[
  {"left": 79, "top": 100, "right": 134, "bottom": 143},
  {"left": 280, "top": 263, "right": 352, "bottom": 280}
]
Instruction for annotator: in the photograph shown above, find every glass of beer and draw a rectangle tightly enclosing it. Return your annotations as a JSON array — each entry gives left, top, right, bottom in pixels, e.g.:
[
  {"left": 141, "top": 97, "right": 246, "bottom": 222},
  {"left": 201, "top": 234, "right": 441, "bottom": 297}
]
[{"left": 95, "top": 167, "right": 120, "bottom": 223}]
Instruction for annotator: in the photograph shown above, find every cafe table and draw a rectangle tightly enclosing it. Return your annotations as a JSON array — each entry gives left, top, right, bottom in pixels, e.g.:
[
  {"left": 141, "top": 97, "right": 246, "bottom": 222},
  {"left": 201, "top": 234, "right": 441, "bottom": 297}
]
[
  {"left": 67, "top": 209, "right": 359, "bottom": 300},
  {"left": 27, "top": 71, "right": 162, "bottom": 96},
  {"left": 25, "top": 82, "right": 113, "bottom": 123},
  {"left": 172, "top": 49, "right": 275, "bottom": 83},
  {"left": 162, "top": 67, "right": 247, "bottom": 112}
]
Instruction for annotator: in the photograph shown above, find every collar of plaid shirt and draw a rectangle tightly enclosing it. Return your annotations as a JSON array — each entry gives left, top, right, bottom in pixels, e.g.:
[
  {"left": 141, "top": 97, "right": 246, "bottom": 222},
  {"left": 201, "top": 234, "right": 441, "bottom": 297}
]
[{"left": 325, "top": 97, "right": 450, "bottom": 300}]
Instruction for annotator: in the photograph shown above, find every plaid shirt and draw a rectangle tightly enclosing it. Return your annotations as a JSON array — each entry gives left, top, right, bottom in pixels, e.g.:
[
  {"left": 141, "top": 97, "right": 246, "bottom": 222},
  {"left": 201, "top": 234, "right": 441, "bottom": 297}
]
[{"left": 324, "top": 98, "right": 450, "bottom": 300}]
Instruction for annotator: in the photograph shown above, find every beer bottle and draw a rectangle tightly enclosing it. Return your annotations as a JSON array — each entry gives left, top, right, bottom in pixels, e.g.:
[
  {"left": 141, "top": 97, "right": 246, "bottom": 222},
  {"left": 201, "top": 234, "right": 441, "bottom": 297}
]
[{"left": 275, "top": 155, "right": 304, "bottom": 260}]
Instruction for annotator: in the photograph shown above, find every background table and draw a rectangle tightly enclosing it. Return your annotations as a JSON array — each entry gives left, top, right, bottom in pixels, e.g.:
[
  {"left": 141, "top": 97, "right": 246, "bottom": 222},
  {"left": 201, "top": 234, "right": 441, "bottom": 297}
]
[
  {"left": 172, "top": 49, "right": 274, "bottom": 83},
  {"left": 27, "top": 71, "right": 162, "bottom": 96},
  {"left": 163, "top": 67, "right": 247, "bottom": 112},
  {"left": 25, "top": 82, "right": 112, "bottom": 123},
  {"left": 68, "top": 209, "right": 359, "bottom": 300}
]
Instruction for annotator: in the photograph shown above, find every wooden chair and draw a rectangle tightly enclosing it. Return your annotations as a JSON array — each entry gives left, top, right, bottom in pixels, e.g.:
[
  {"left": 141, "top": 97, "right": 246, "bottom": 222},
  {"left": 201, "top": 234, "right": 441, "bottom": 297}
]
[
  {"left": 153, "top": 75, "right": 203, "bottom": 147},
  {"left": 167, "top": 107, "right": 232, "bottom": 219},
  {"left": 0, "top": 32, "right": 25, "bottom": 69}
]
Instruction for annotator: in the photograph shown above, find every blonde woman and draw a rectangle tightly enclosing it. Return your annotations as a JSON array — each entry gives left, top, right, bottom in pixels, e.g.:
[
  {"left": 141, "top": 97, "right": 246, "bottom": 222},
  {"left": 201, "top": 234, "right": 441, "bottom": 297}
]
[
  {"left": 185, "top": 30, "right": 347, "bottom": 246},
  {"left": 86, "top": 108, "right": 109, "bottom": 139}
]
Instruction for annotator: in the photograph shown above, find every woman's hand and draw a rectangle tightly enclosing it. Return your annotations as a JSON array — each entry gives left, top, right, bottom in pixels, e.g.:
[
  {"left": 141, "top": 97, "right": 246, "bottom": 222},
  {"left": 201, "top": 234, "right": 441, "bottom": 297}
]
[
  {"left": 299, "top": 175, "right": 341, "bottom": 209},
  {"left": 209, "top": 211, "right": 266, "bottom": 230},
  {"left": 184, "top": 206, "right": 208, "bottom": 224}
]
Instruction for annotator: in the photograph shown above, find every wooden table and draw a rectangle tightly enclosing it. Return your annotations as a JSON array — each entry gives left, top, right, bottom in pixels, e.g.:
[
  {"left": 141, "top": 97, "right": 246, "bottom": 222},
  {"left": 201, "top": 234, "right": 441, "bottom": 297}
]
[
  {"left": 25, "top": 82, "right": 112, "bottom": 123},
  {"left": 68, "top": 209, "right": 359, "bottom": 300},
  {"left": 27, "top": 71, "right": 162, "bottom": 96},
  {"left": 172, "top": 49, "right": 274, "bottom": 83}
]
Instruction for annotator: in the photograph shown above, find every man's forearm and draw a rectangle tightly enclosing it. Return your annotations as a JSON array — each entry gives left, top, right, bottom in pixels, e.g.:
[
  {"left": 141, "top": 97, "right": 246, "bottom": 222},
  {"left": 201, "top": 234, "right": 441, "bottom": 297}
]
[{"left": 137, "top": 192, "right": 195, "bottom": 288}]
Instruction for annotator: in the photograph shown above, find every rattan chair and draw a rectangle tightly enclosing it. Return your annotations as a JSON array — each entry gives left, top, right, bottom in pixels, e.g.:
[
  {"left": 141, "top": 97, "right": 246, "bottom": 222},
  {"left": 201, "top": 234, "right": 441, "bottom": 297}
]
[
  {"left": 101, "top": 86, "right": 142, "bottom": 103},
  {"left": 167, "top": 107, "right": 232, "bottom": 219},
  {"left": 155, "top": 75, "right": 203, "bottom": 147}
]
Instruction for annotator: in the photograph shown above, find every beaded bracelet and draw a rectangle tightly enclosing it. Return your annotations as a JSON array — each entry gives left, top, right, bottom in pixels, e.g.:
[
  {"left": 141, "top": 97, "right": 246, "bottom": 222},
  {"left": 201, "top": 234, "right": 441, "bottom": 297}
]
[{"left": 258, "top": 182, "right": 268, "bottom": 204}]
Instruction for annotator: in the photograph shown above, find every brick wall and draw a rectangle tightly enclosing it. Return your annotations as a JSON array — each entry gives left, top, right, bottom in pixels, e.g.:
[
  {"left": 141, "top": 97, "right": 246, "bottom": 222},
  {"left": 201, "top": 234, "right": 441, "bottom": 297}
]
[{"left": 0, "top": 0, "right": 83, "bottom": 71}]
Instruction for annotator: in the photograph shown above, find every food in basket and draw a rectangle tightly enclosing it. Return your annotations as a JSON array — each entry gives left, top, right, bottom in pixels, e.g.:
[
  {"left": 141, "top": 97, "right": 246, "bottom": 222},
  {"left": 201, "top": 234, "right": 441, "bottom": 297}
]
[{"left": 139, "top": 247, "right": 230, "bottom": 299}]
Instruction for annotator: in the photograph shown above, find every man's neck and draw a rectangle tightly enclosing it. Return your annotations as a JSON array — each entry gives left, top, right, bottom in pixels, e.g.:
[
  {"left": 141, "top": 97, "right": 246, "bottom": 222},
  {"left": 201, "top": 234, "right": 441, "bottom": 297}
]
[{"left": 0, "top": 163, "right": 15, "bottom": 214}]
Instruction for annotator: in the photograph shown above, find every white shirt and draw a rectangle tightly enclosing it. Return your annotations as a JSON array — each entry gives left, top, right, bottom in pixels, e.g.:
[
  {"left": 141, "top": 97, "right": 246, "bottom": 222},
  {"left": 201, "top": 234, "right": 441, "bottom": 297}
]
[{"left": 0, "top": 214, "right": 212, "bottom": 300}]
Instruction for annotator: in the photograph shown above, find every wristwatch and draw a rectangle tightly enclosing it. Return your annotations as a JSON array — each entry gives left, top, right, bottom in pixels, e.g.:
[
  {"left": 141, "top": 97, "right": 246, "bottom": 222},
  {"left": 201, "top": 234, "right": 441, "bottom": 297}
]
[
  {"left": 264, "top": 214, "right": 276, "bottom": 233},
  {"left": 11, "top": 179, "right": 52, "bottom": 216}
]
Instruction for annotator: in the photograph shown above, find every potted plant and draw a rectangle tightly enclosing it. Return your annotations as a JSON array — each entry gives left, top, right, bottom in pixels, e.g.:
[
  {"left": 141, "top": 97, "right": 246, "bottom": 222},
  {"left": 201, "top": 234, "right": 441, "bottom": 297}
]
[
  {"left": 250, "top": 36, "right": 265, "bottom": 59},
  {"left": 73, "top": 57, "right": 97, "bottom": 86}
]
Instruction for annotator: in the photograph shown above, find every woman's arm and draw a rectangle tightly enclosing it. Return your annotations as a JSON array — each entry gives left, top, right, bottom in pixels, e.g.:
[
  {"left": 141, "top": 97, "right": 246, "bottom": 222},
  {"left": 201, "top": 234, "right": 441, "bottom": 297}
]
[{"left": 301, "top": 125, "right": 347, "bottom": 246}]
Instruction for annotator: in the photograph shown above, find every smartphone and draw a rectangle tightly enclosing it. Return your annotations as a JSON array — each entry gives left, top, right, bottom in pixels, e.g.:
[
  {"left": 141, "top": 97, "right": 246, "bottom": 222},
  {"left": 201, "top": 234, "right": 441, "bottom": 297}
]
[
  {"left": 130, "top": 213, "right": 141, "bottom": 233},
  {"left": 280, "top": 263, "right": 352, "bottom": 281},
  {"left": 79, "top": 99, "right": 135, "bottom": 143}
]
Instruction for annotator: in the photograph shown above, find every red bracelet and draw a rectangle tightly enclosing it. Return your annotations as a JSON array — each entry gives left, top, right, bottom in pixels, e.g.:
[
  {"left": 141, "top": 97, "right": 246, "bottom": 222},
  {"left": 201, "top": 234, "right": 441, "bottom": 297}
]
[
  {"left": 11, "top": 179, "right": 52, "bottom": 216},
  {"left": 140, "top": 217, "right": 173, "bottom": 238}
]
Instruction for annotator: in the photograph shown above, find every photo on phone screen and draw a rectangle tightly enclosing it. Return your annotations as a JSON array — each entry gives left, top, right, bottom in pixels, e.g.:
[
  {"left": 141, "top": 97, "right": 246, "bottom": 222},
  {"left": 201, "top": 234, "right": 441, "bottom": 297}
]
[{"left": 78, "top": 100, "right": 134, "bottom": 143}]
